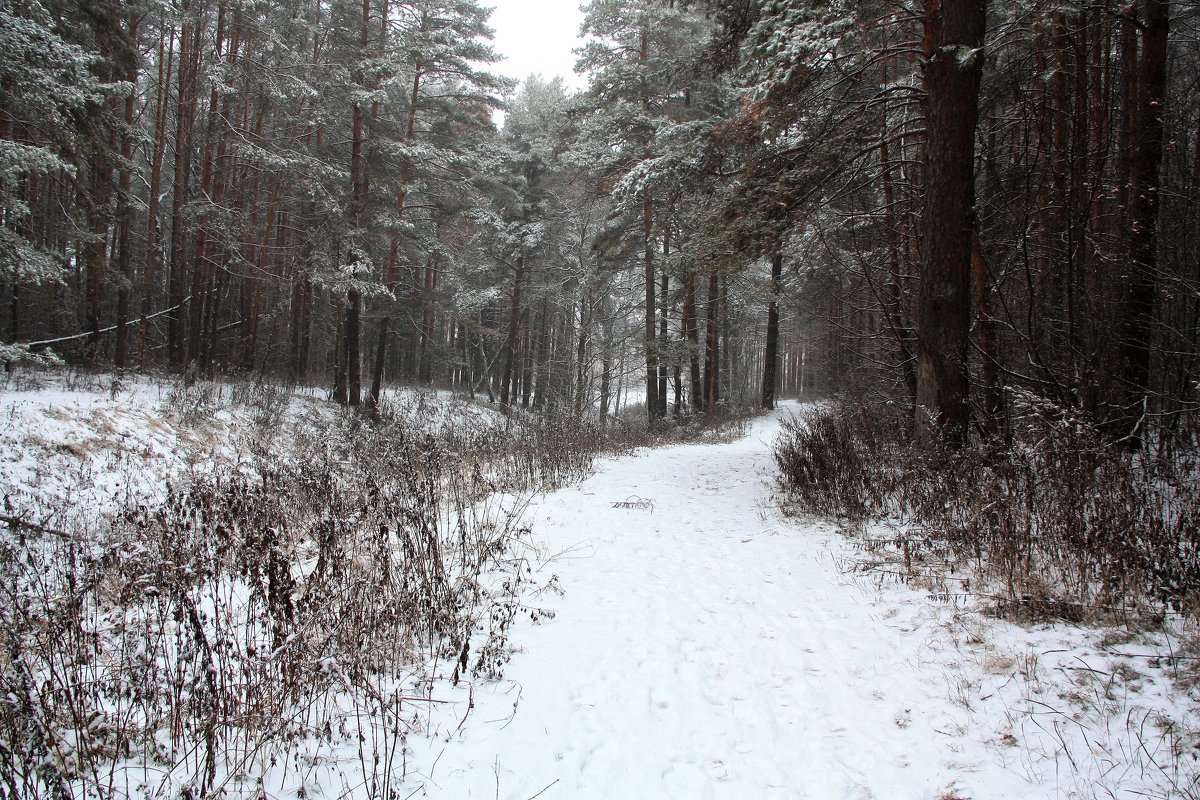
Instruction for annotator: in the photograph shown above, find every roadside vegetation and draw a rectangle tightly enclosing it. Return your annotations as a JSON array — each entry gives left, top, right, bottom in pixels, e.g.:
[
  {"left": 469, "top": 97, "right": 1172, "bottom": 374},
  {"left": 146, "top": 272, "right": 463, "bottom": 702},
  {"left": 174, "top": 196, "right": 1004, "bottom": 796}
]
[
  {"left": 775, "top": 398, "right": 1200, "bottom": 621},
  {"left": 0, "top": 369, "right": 755, "bottom": 799}
]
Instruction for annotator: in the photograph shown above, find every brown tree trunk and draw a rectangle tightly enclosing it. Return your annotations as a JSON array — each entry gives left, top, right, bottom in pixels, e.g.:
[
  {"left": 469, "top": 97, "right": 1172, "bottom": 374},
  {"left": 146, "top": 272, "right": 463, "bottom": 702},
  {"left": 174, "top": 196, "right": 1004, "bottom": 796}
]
[
  {"left": 914, "top": 0, "right": 988, "bottom": 447},
  {"left": 142, "top": 21, "right": 174, "bottom": 367},
  {"left": 84, "top": 154, "right": 111, "bottom": 360},
  {"left": 168, "top": 8, "right": 199, "bottom": 368},
  {"left": 114, "top": 15, "right": 139, "bottom": 370},
  {"left": 1119, "top": 0, "right": 1169, "bottom": 444},
  {"left": 346, "top": 289, "right": 362, "bottom": 405},
  {"left": 419, "top": 253, "right": 438, "bottom": 384},
  {"left": 333, "top": 293, "right": 348, "bottom": 404},
  {"left": 972, "top": 228, "right": 1002, "bottom": 434},
  {"left": 704, "top": 268, "right": 720, "bottom": 410}
]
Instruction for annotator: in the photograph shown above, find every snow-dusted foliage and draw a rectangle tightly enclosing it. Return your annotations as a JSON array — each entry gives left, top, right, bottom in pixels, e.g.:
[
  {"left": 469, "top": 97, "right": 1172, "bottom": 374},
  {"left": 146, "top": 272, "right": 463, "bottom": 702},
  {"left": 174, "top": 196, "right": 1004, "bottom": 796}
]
[
  {"left": 0, "top": 377, "right": 612, "bottom": 799},
  {"left": 0, "top": 341, "right": 61, "bottom": 366},
  {"left": 741, "top": 0, "right": 857, "bottom": 105},
  {"left": 0, "top": 0, "right": 100, "bottom": 286}
]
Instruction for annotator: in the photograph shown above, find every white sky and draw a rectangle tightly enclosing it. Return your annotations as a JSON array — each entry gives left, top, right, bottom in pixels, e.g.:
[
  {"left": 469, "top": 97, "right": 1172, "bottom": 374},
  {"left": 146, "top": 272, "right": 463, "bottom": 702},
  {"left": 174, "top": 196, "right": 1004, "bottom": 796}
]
[{"left": 485, "top": 0, "right": 588, "bottom": 93}]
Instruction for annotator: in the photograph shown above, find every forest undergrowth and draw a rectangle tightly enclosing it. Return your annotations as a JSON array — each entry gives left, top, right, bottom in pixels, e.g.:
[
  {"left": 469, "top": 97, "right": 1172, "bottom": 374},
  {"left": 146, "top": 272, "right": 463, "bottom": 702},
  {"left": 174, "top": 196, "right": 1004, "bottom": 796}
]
[
  {"left": 0, "top": 372, "right": 753, "bottom": 799},
  {"left": 775, "top": 398, "right": 1200, "bottom": 620},
  {"left": 775, "top": 400, "right": 1200, "bottom": 798}
]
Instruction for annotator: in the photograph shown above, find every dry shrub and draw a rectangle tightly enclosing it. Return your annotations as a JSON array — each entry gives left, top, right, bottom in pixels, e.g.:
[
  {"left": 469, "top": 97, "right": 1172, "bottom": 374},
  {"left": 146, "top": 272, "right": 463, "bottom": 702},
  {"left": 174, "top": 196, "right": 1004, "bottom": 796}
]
[
  {"left": 774, "top": 399, "right": 1200, "bottom": 620},
  {"left": 0, "top": 395, "right": 615, "bottom": 799}
]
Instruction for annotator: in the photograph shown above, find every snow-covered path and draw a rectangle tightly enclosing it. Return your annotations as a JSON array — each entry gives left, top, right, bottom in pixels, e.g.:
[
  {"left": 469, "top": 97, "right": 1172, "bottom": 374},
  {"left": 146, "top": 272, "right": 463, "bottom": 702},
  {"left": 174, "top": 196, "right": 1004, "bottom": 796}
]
[{"left": 413, "top": 408, "right": 1054, "bottom": 799}]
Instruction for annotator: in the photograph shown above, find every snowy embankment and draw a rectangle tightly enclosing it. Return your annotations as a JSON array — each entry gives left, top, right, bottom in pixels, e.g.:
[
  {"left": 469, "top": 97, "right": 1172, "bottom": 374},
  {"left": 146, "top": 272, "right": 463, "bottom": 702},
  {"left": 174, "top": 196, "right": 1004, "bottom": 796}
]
[
  {"left": 410, "top": 406, "right": 1198, "bottom": 800},
  {"left": 1, "top": 376, "right": 1195, "bottom": 799}
]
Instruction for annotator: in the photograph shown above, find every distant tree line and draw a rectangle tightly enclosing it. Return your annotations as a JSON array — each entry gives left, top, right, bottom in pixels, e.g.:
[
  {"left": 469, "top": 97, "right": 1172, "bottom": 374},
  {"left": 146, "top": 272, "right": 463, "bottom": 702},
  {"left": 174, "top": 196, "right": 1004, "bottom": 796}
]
[{"left": 3, "top": 0, "right": 1197, "bottom": 444}]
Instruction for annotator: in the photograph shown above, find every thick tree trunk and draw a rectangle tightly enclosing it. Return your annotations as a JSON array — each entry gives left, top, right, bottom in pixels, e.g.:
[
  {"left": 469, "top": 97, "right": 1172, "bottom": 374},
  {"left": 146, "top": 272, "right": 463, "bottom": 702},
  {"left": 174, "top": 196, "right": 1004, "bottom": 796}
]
[
  {"left": 914, "top": 0, "right": 988, "bottom": 447},
  {"left": 1119, "top": 0, "right": 1169, "bottom": 445},
  {"left": 168, "top": 10, "right": 198, "bottom": 368}
]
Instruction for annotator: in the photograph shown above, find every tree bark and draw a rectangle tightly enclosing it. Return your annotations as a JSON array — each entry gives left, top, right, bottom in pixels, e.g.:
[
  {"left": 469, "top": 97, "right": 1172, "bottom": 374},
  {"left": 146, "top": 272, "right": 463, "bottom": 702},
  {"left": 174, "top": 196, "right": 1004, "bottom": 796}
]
[
  {"left": 1119, "top": 0, "right": 1169, "bottom": 445},
  {"left": 914, "top": 0, "right": 988, "bottom": 447},
  {"left": 684, "top": 268, "right": 702, "bottom": 411},
  {"left": 501, "top": 257, "right": 524, "bottom": 407},
  {"left": 658, "top": 225, "right": 670, "bottom": 417},
  {"left": 971, "top": 227, "right": 1003, "bottom": 433},
  {"left": 168, "top": 7, "right": 199, "bottom": 368},
  {"left": 643, "top": 199, "right": 658, "bottom": 422},
  {"left": 141, "top": 20, "right": 173, "bottom": 367},
  {"left": 704, "top": 268, "right": 720, "bottom": 410},
  {"left": 761, "top": 251, "right": 782, "bottom": 410}
]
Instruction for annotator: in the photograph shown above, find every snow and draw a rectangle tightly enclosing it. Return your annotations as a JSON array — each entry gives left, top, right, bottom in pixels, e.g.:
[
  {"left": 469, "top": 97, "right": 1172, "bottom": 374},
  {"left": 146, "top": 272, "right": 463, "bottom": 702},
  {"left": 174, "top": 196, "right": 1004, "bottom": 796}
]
[
  {"left": 406, "top": 406, "right": 1199, "bottom": 799},
  {"left": 1, "top": 378, "right": 1196, "bottom": 799}
]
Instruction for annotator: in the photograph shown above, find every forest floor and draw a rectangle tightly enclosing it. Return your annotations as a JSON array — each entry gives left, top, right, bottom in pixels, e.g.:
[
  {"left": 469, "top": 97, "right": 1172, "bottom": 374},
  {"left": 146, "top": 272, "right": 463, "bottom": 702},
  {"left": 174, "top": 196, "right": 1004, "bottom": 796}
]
[
  {"left": 410, "top": 406, "right": 1199, "bottom": 800},
  {"left": 1, "top": 375, "right": 1196, "bottom": 799}
]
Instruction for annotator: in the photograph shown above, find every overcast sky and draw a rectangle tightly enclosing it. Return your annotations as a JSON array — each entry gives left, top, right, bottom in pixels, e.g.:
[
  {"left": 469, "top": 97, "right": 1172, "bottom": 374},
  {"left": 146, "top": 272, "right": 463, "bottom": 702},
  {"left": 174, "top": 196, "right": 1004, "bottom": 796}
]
[{"left": 486, "top": 0, "right": 587, "bottom": 92}]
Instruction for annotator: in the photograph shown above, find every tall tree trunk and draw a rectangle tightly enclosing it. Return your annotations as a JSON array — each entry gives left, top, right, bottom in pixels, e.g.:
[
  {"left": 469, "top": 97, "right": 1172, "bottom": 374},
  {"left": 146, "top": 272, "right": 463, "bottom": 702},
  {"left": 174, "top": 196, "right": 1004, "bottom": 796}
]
[
  {"left": 346, "top": 289, "right": 362, "bottom": 405},
  {"left": 168, "top": 8, "right": 199, "bottom": 368},
  {"left": 520, "top": 307, "right": 534, "bottom": 408},
  {"left": 338, "top": 0, "right": 371, "bottom": 406},
  {"left": 501, "top": 257, "right": 524, "bottom": 407},
  {"left": 114, "top": 15, "right": 139, "bottom": 370},
  {"left": 914, "top": 0, "right": 988, "bottom": 447},
  {"left": 684, "top": 268, "right": 701, "bottom": 411},
  {"left": 419, "top": 253, "right": 438, "bottom": 384},
  {"left": 704, "top": 268, "right": 720, "bottom": 410},
  {"left": 972, "top": 227, "right": 1003, "bottom": 433},
  {"left": 85, "top": 132, "right": 112, "bottom": 361},
  {"left": 761, "top": 251, "right": 782, "bottom": 410},
  {"left": 188, "top": 1, "right": 228, "bottom": 372},
  {"left": 643, "top": 199, "right": 658, "bottom": 422},
  {"left": 1119, "top": 0, "right": 1169, "bottom": 444},
  {"left": 142, "top": 21, "right": 174, "bottom": 367},
  {"left": 369, "top": 64, "right": 419, "bottom": 407},
  {"left": 533, "top": 299, "right": 550, "bottom": 409},
  {"left": 333, "top": 293, "right": 348, "bottom": 404},
  {"left": 575, "top": 291, "right": 591, "bottom": 414},
  {"left": 657, "top": 225, "right": 669, "bottom": 417},
  {"left": 879, "top": 135, "right": 917, "bottom": 401},
  {"left": 368, "top": 234, "right": 402, "bottom": 409}
]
